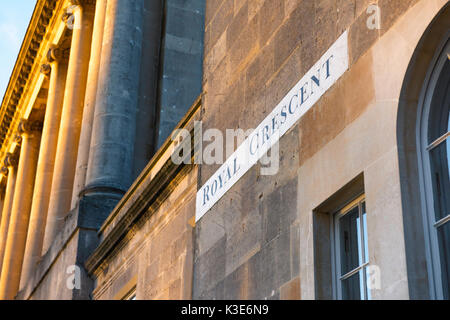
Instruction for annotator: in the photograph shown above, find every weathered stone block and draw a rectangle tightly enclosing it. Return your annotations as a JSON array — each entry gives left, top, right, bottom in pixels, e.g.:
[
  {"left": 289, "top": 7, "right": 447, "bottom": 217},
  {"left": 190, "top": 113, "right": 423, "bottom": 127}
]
[
  {"left": 379, "top": 0, "right": 419, "bottom": 36},
  {"left": 265, "top": 45, "right": 302, "bottom": 109},
  {"left": 228, "top": 13, "right": 259, "bottom": 76},
  {"left": 205, "top": 29, "right": 227, "bottom": 77},
  {"left": 280, "top": 276, "right": 301, "bottom": 300},
  {"left": 263, "top": 190, "right": 281, "bottom": 244},
  {"left": 223, "top": 262, "right": 248, "bottom": 299},
  {"left": 259, "top": 0, "right": 284, "bottom": 46},
  {"left": 349, "top": 6, "right": 379, "bottom": 65},
  {"left": 355, "top": 0, "right": 375, "bottom": 17},
  {"left": 227, "top": 2, "right": 249, "bottom": 49},
  {"left": 298, "top": 47, "right": 374, "bottom": 166},
  {"left": 290, "top": 223, "right": 300, "bottom": 277},
  {"left": 193, "top": 235, "right": 226, "bottom": 298},
  {"left": 298, "top": 83, "right": 346, "bottom": 166},
  {"left": 225, "top": 207, "right": 262, "bottom": 276},
  {"left": 209, "top": 0, "right": 234, "bottom": 49},
  {"left": 169, "top": 278, "right": 182, "bottom": 299},
  {"left": 205, "top": 0, "right": 224, "bottom": 27},
  {"left": 315, "top": 0, "right": 339, "bottom": 57},
  {"left": 274, "top": 0, "right": 313, "bottom": 73},
  {"left": 337, "top": 0, "right": 356, "bottom": 34},
  {"left": 245, "top": 40, "right": 274, "bottom": 111}
]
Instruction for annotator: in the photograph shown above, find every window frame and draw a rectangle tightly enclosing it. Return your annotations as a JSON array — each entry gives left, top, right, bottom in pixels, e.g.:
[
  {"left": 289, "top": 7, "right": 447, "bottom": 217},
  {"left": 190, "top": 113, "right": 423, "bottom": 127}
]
[
  {"left": 331, "top": 194, "right": 370, "bottom": 300},
  {"left": 416, "top": 34, "right": 450, "bottom": 300}
]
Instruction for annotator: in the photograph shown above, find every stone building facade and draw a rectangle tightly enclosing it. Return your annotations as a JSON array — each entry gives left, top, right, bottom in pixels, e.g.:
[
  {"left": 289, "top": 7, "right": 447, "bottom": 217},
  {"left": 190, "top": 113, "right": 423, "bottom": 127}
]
[{"left": 0, "top": 0, "right": 448, "bottom": 300}]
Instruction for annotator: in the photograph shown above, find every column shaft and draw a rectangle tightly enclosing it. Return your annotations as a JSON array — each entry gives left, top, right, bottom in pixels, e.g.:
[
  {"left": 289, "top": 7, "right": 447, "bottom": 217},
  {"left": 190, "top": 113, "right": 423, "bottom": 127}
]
[
  {"left": 20, "top": 60, "right": 68, "bottom": 289},
  {"left": 0, "top": 195, "right": 4, "bottom": 241},
  {"left": 0, "top": 164, "right": 17, "bottom": 275},
  {"left": 84, "top": 0, "right": 144, "bottom": 196},
  {"left": 43, "top": 4, "right": 95, "bottom": 253},
  {"left": 85, "top": 0, "right": 144, "bottom": 197},
  {"left": 71, "top": 0, "right": 107, "bottom": 209},
  {"left": 0, "top": 128, "right": 41, "bottom": 300}
]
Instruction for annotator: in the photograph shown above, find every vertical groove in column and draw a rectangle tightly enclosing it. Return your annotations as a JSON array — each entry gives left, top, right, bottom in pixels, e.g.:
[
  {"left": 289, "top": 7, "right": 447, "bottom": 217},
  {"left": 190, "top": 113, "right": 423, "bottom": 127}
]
[
  {"left": 20, "top": 59, "right": 68, "bottom": 290},
  {"left": 71, "top": 0, "right": 107, "bottom": 209},
  {"left": 43, "top": 3, "right": 95, "bottom": 254},
  {"left": 0, "top": 125, "right": 42, "bottom": 300},
  {"left": 84, "top": 0, "right": 144, "bottom": 195}
]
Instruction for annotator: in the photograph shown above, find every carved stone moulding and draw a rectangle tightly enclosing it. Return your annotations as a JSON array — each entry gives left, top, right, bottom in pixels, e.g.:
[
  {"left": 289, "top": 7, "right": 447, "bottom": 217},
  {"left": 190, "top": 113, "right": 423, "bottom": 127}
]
[
  {"left": 69, "top": 0, "right": 96, "bottom": 7},
  {"left": 47, "top": 46, "right": 63, "bottom": 63},
  {"left": 40, "top": 64, "right": 51, "bottom": 77},
  {"left": 4, "top": 153, "right": 18, "bottom": 169},
  {"left": 0, "top": 166, "right": 9, "bottom": 177},
  {"left": 18, "top": 119, "right": 43, "bottom": 136}
]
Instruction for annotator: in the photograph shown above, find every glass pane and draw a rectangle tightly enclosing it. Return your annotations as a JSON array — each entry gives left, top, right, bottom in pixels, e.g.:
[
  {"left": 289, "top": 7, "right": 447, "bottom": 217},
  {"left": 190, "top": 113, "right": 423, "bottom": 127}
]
[
  {"left": 341, "top": 270, "right": 364, "bottom": 300},
  {"left": 437, "top": 221, "right": 450, "bottom": 299},
  {"left": 428, "top": 60, "right": 449, "bottom": 143},
  {"left": 429, "top": 141, "right": 450, "bottom": 221},
  {"left": 339, "top": 206, "right": 361, "bottom": 275},
  {"left": 362, "top": 202, "right": 369, "bottom": 264}
]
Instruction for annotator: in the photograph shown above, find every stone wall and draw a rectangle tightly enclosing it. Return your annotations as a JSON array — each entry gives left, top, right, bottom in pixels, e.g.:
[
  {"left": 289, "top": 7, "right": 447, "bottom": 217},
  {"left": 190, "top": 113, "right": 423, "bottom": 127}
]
[
  {"left": 28, "top": 231, "right": 79, "bottom": 300},
  {"left": 85, "top": 0, "right": 450, "bottom": 301},
  {"left": 194, "top": 0, "right": 437, "bottom": 300},
  {"left": 92, "top": 166, "right": 197, "bottom": 300}
]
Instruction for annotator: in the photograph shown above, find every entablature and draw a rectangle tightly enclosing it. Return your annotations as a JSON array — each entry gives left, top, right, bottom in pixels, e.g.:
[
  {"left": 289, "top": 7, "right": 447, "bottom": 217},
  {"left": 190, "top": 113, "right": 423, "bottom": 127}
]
[{"left": 0, "top": 0, "right": 78, "bottom": 185}]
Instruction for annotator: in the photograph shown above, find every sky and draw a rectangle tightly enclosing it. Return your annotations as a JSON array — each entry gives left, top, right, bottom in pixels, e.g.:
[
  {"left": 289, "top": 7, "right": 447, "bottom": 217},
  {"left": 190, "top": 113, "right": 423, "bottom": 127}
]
[{"left": 0, "top": 0, "right": 37, "bottom": 100}]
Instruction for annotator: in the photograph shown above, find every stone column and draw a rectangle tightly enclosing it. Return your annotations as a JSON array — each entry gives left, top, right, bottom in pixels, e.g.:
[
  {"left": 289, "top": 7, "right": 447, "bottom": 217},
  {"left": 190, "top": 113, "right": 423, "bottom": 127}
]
[
  {"left": 0, "top": 121, "right": 42, "bottom": 300},
  {"left": 0, "top": 154, "right": 18, "bottom": 275},
  {"left": 43, "top": 1, "right": 95, "bottom": 254},
  {"left": 20, "top": 54, "right": 68, "bottom": 289},
  {"left": 71, "top": 0, "right": 107, "bottom": 209},
  {"left": 84, "top": 0, "right": 144, "bottom": 201},
  {"left": 0, "top": 191, "right": 4, "bottom": 237}
]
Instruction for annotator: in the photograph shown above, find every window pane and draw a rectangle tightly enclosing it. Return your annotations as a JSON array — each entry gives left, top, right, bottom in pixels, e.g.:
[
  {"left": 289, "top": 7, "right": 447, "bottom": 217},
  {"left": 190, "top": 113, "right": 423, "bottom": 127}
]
[
  {"left": 339, "top": 206, "right": 361, "bottom": 275},
  {"left": 429, "top": 141, "right": 450, "bottom": 221},
  {"left": 362, "top": 202, "right": 369, "bottom": 264},
  {"left": 341, "top": 270, "right": 364, "bottom": 300},
  {"left": 437, "top": 221, "right": 450, "bottom": 299},
  {"left": 428, "top": 60, "right": 449, "bottom": 143}
]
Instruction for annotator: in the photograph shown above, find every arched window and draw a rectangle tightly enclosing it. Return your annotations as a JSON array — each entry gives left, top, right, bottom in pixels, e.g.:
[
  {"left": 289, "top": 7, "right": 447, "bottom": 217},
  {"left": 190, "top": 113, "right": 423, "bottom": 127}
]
[{"left": 418, "top": 36, "right": 450, "bottom": 300}]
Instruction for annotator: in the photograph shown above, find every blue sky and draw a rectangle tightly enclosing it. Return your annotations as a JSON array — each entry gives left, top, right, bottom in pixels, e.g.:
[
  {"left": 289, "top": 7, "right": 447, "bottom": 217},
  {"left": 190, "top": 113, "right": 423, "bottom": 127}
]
[{"left": 0, "top": 0, "right": 36, "bottom": 99}]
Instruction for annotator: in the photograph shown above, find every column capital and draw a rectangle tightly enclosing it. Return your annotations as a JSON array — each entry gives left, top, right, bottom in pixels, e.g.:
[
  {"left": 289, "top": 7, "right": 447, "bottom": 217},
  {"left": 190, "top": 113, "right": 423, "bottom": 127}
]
[
  {"left": 14, "top": 134, "right": 22, "bottom": 146},
  {"left": 63, "top": 1, "right": 95, "bottom": 29},
  {"left": 18, "top": 119, "right": 43, "bottom": 136},
  {"left": 0, "top": 166, "right": 9, "bottom": 177},
  {"left": 63, "top": 0, "right": 96, "bottom": 19},
  {"left": 40, "top": 64, "right": 51, "bottom": 77},
  {"left": 69, "top": 0, "right": 96, "bottom": 8},
  {"left": 46, "top": 46, "right": 64, "bottom": 63},
  {"left": 4, "top": 153, "right": 18, "bottom": 169},
  {"left": 62, "top": 7, "right": 77, "bottom": 29},
  {"left": 62, "top": 10, "right": 73, "bottom": 24}
]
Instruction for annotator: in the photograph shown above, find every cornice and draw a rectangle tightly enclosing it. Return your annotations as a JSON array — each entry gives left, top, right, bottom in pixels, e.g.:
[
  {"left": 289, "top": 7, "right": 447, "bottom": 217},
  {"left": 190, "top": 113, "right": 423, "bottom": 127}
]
[
  {"left": 0, "top": 0, "right": 70, "bottom": 182},
  {"left": 0, "top": 0, "right": 56, "bottom": 145}
]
